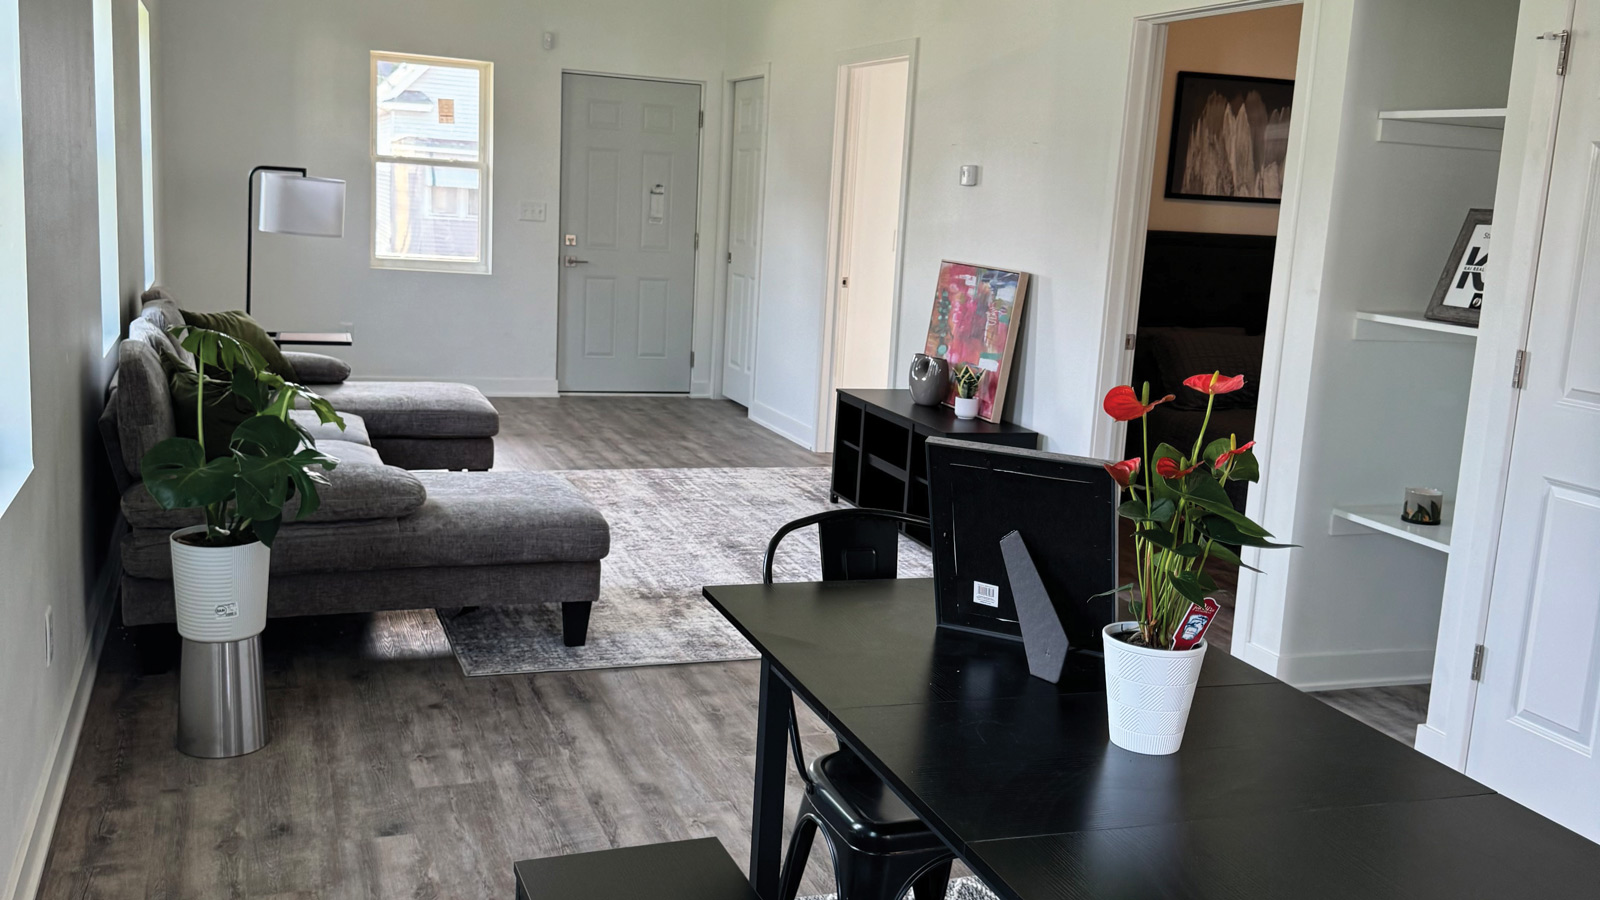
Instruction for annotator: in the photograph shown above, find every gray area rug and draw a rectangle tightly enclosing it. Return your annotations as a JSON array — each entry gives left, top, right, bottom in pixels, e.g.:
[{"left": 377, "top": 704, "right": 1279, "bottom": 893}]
[
  {"left": 440, "top": 466, "right": 933, "bottom": 676},
  {"left": 800, "top": 877, "right": 997, "bottom": 900}
]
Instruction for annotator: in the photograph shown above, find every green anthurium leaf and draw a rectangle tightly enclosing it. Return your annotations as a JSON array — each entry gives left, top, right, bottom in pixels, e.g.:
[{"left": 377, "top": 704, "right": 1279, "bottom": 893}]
[
  {"left": 250, "top": 513, "right": 281, "bottom": 549},
  {"left": 1226, "top": 448, "right": 1261, "bottom": 483},
  {"left": 1178, "top": 473, "right": 1270, "bottom": 534},
  {"left": 1165, "top": 571, "right": 1208, "bottom": 604},
  {"left": 1197, "top": 570, "right": 1218, "bottom": 591},
  {"left": 1205, "top": 539, "right": 1264, "bottom": 573},
  {"left": 1201, "top": 515, "right": 1296, "bottom": 549},
  {"left": 230, "top": 414, "right": 304, "bottom": 458},
  {"left": 1136, "top": 526, "right": 1177, "bottom": 550},
  {"left": 1203, "top": 437, "right": 1234, "bottom": 468},
  {"left": 1118, "top": 498, "right": 1176, "bottom": 522},
  {"left": 140, "top": 438, "right": 240, "bottom": 509},
  {"left": 1173, "top": 542, "right": 1205, "bottom": 559},
  {"left": 1090, "top": 582, "right": 1137, "bottom": 600}
]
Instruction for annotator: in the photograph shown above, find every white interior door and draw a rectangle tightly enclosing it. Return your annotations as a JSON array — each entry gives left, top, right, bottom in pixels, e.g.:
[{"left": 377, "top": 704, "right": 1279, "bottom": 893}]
[
  {"left": 559, "top": 74, "right": 701, "bottom": 393},
  {"left": 721, "top": 76, "right": 765, "bottom": 407},
  {"left": 1466, "top": 7, "right": 1600, "bottom": 843},
  {"left": 833, "top": 59, "right": 910, "bottom": 391}
]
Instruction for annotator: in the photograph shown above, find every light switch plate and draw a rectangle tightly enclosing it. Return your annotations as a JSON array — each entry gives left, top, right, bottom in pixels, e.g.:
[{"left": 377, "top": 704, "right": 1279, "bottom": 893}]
[{"left": 520, "top": 201, "right": 547, "bottom": 222}]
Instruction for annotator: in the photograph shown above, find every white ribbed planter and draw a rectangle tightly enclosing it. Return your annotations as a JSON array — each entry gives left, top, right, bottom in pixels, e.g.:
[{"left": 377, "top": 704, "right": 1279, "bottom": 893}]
[
  {"left": 1102, "top": 621, "right": 1207, "bottom": 755},
  {"left": 953, "top": 397, "right": 980, "bottom": 419},
  {"left": 170, "top": 525, "right": 270, "bottom": 642}
]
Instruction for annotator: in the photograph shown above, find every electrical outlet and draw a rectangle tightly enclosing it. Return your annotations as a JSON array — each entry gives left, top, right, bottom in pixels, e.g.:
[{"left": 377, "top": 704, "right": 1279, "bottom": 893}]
[
  {"left": 519, "top": 201, "right": 547, "bottom": 222},
  {"left": 44, "top": 606, "right": 53, "bottom": 667}
]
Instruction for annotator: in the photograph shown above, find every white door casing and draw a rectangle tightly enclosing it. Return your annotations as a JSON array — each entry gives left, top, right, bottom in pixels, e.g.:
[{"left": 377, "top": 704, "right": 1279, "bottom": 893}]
[
  {"left": 1466, "top": 6, "right": 1600, "bottom": 843},
  {"left": 721, "top": 76, "right": 765, "bottom": 407},
  {"left": 558, "top": 74, "right": 701, "bottom": 393}
]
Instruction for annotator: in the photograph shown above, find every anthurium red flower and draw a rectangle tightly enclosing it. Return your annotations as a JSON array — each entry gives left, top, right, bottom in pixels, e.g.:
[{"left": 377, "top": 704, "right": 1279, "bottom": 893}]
[
  {"left": 1104, "top": 458, "right": 1140, "bottom": 487},
  {"left": 1155, "top": 457, "right": 1198, "bottom": 479},
  {"left": 1102, "top": 386, "right": 1175, "bottom": 422},
  {"left": 1183, "top": 372, "right": 1247, "bottom": 395},
  {"left": 1216, "top": 440, "right": 1257, "bottom": 467}
]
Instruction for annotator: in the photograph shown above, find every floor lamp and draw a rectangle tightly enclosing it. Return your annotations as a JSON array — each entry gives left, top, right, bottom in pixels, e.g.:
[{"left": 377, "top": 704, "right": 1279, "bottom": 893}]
[{"left": 247, "top": 166, "right": 346, "bottom": 316}]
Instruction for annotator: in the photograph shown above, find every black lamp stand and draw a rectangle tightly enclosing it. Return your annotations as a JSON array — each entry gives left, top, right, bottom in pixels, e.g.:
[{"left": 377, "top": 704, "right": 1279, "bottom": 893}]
[{"left": 245, "top": 164, "right": 306, "bottom": 316}]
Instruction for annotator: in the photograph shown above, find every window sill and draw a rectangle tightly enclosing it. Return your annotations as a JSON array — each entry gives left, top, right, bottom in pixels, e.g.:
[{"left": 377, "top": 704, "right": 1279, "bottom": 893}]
[
  {"left": 371, "top": 257, "right": 491, "bottom": 276},
  {"left": 0, "top": 463, "right": 32, "bottom": 517}
]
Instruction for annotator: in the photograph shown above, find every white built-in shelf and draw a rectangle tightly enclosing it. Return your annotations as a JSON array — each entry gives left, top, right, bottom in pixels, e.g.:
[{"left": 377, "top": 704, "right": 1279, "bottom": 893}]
[
  {"left": 1375, "top": 108, "right": 1507, "bottom": 152},
  {"left": 1354, "top": 310, "right": 1479, "bottom": 342},
  {"left": 1330, "top": 503, "right": 1454, "bottom": 554}
]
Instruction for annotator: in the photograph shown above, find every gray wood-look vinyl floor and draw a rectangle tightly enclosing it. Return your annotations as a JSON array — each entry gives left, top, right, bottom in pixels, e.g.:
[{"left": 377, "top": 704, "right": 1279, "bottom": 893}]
[{"left": 38, "top": 397, "right": 1425, "bottom": 900}]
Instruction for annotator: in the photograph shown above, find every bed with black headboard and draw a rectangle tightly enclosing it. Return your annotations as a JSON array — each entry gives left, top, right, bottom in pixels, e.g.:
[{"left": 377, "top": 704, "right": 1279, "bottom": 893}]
[{"left": 1127, "top": 231, "right": 1276, "bottom": 498}]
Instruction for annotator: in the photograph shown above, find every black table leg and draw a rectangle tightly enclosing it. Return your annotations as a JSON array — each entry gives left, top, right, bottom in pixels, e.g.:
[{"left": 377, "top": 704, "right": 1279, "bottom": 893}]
[{"left": 750, "top": 658, "right": 792, "bottom": 900}]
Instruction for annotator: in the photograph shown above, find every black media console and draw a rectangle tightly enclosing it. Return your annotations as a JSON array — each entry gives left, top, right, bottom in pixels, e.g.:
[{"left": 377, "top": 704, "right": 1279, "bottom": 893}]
[{"left": 830, "top": 388, "right": 1039, "bottom": 546}]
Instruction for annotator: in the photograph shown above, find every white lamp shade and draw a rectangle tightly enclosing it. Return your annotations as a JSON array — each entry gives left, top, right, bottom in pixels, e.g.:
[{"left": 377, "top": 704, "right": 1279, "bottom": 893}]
[{"left": 258, "top": 172, "right": 345, "bottom": 238}]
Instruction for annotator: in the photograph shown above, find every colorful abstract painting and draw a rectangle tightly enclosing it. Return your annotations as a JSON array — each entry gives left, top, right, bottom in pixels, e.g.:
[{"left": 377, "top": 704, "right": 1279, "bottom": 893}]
[{"left": 923, "top": 261, "right": 1030, "bottom": 422}]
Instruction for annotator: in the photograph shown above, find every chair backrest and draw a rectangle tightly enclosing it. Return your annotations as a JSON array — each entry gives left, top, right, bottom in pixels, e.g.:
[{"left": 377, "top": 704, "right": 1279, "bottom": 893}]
[{"left": 762, "top": 508, "right": 931, "bottom": 584}]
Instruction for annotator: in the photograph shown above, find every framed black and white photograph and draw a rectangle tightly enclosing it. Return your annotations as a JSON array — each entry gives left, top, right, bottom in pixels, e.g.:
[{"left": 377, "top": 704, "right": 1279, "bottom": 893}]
[
  {"left": 1164, "top": 71, "right": 1294, "bottom": 204},
  {"left": 1425, "top": 209, "right": 1491, "bottom": 327}
]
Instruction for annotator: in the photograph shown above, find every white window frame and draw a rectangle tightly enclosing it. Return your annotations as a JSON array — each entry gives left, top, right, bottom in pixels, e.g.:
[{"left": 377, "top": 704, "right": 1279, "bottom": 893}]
[
  {"left": 92, "top": 0, "right": 119, "bottom": 352},
  {"left": 0, "top": 0, "right": 30, "bottom": 513},
  {"left": 369, "top": 51, "right": 492, "bottom": 275},
  {"left": 138, "top": 1, "right": 155, "bottom": 289}
]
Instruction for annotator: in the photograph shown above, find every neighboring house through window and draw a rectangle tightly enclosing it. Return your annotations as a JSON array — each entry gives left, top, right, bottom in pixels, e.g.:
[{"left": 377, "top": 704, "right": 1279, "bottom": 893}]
[
  {"left": 371, "top": 51, "right": 492, "bottom": 273},
  {"left": 0, "top": 0, "right": 30, "bottom": 511},
  {"left": 93, "top": 0, "right": 118, "bottom": 351},
  {"left": 138, "top": 1, "right": 155, "bottom": 288}
]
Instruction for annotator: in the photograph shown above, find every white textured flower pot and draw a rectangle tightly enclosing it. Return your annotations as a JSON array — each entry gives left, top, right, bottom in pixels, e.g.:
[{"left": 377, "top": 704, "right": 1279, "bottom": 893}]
[
  {"left": 953, "top": 396, "right": 980, "bottom": 419},
  {"left": 1102, "top": 621, "right": 1207, "bottom": 755},
  {"left": 169, "top": 525, "right": 270, "bottom": 642}
]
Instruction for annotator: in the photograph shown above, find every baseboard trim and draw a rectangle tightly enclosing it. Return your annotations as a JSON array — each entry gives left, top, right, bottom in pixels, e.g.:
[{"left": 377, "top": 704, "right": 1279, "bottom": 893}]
[
  {"left": 1279, "top": 646, "right": 1435, "bottom": 691},
  {"left": 748, "top": 401, "right": 816, "bottom": 450},
  {"left": 5, "top": 524, "right": 122, "bottom": 900},
  {"left": 1231, "top": 640, "right": 1282, "bottom": 680},
  {"left": 349, "top": 374, "right": 560, "bottom": 398}
]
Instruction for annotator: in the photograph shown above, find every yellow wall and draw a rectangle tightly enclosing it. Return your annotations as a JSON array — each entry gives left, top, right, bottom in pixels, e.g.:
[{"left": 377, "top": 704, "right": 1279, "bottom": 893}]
[{"left": 1147, "top": 4, "right": 1303, "bottom": 236}]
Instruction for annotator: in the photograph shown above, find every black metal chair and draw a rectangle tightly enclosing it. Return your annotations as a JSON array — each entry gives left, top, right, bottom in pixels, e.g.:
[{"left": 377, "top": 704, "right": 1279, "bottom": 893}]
[{"left": 763, "top": 508, "right": 955, "bottom": 900}]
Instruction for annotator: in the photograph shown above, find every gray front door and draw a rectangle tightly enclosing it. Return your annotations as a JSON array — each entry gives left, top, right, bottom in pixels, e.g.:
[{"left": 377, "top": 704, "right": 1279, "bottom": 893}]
[{"left": 559, "top": 74, "right": 701, "bottom": 392}]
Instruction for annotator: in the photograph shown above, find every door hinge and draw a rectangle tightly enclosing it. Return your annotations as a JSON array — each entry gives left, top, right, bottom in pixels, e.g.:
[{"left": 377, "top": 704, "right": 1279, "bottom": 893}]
[
  {"left": 694, "top": 232, "right": 700, "bottom": 250},
  {"left": 1512, "top": 349, "right": 1530, "bottom": 389},
  {"left": 842, "top": 276, "right": 850, "bottom": 288},
  {"left": 727, "top": 250, "right": 733, "bottom": 264},
  {"left": 1471, "top": 644, "right": 1486, "bottom": 681},
  {"left": 690, "top": 350, "right": 696, "bottom": 367},
  {"left": 1538, "top": 30, "right": 1571, "bottom": 77},
  {"left": 698, "top": 110, "right": 705, "bottom": 128},
  {"left": 1124, "top": 332, "right": 1137, "bottom": 351}
]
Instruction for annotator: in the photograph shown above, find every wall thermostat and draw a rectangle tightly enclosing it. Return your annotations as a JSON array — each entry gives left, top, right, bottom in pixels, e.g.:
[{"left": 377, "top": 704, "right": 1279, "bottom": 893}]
[{"left": 959, "top": 165, "right": 980, "bottom": 186}]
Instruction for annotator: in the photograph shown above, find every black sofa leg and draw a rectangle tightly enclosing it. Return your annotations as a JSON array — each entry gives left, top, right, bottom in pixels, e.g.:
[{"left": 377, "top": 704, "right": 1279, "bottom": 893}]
[{"left": 562, "top": 601, "right": 592, "bottom": 647}]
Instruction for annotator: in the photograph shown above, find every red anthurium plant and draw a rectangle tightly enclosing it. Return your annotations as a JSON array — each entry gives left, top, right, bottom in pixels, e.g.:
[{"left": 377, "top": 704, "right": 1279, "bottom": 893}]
[{"left": 1102, "top": 373, "right": 1291, "bottom": 648}]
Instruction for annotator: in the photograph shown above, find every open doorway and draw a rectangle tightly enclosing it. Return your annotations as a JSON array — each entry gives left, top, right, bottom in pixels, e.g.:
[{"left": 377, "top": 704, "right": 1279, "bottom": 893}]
[
  {"left": 815, "top": 46, "right": 915, "bottom": 449},
  {"left": 1111, "top": 3, "right": 1303, "bottom": 678}
]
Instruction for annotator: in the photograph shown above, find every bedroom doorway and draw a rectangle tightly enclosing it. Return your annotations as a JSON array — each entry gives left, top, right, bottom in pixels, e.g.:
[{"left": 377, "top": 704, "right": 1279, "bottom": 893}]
[{"left": 1102, "top": 2, "right": 1304, "bottom": 653}]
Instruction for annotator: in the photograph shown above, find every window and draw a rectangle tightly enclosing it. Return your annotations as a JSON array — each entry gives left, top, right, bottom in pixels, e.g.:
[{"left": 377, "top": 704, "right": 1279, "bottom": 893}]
[
  {"left": 138, "top": 1, "right": 155, "bottom": 288},
  {"left": 371, "top": 52, "right": 491, "bottom": 273},
  {"left": 0, "top": 0, "right": 30, "bottom": 511},
  {"left": 93, "top": 0, "right": 119, "bottom": 351}
]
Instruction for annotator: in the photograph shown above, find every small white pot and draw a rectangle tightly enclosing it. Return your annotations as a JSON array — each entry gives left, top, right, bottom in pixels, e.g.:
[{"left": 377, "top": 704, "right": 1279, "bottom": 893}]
[
  {"left": 953, "top": 396, "right": 980, "bottom": 419},
  {"left": 1102, "top": 621, "right": 1207, "bottom": 755},
  {"left": 170, "top": 525, "right": 270, "bottom": 642}
]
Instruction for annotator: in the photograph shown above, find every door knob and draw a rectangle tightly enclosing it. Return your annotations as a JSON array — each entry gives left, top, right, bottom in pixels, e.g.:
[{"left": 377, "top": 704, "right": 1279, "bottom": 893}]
[{"left": 563, "top": 255, "right": 590, "bottom": 267}]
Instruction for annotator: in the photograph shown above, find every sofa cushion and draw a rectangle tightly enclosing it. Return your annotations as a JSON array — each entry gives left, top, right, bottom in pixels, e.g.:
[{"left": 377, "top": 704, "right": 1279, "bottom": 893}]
[
  {"left": 282, "top": 351, "right": 351, "bottom": 384},
  {"left": 121, "top": 452, "right": 426, "bottom": 531},
  {"left": 115, "top": 338, "right": 176, "bottom": 477},
  {"left": 181, "top": 309, "right": 298, "bottom": 380},
  {"left": 303, "top": 381, "right": 499, "bottom": 439},
  {"left": 121, "top": 471, "right": 608, "bottom": 579},
  {"left": 289, "top": 409, "right": 368, "bottom": 446}
]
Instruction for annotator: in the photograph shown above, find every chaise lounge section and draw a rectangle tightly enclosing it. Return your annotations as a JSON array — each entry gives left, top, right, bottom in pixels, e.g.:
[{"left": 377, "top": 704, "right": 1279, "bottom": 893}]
[{"left": 104, "top": 305, "right": 609, "bottom": 645}]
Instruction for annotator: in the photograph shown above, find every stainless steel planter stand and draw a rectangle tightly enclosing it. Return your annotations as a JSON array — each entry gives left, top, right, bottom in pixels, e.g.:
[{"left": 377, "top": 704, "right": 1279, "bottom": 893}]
[{"left": 177, "top": 634, "right": 268, "bottom": 758}]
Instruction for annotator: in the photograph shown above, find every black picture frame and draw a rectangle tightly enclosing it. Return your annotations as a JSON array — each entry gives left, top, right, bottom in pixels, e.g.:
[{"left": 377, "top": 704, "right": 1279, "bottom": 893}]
[
  {"left": 1424, "top": 208, "right": 1492, "bottom": 327},
  {"left": 1164, "top": 71, "right": 1295, "bottom": 204}
]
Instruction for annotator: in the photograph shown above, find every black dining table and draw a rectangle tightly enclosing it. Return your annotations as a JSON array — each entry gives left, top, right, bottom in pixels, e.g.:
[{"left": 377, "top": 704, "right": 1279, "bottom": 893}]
[{"left": 702, "top": 577, "right": 1600, "bottom": 900}]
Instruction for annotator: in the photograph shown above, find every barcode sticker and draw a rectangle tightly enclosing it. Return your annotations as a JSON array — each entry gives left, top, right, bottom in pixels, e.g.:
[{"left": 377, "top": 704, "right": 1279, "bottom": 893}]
[{"left": 973, "top": 581, "right": 1000, "bottom": 608}]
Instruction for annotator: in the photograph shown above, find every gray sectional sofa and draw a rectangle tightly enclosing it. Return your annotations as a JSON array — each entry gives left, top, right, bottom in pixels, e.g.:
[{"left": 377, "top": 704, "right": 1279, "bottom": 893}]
[{"left": 103, "top": 298, "right": 609, "bottom": 646}]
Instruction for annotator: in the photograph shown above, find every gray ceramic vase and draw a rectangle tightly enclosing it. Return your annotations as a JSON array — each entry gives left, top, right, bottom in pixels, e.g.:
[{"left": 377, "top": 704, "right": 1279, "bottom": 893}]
[{"left": 908, "top": 353, "right": 951, "bottom": 406}]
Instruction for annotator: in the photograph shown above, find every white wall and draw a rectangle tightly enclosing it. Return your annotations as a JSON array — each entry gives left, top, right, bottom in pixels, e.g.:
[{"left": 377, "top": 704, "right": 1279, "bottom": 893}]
[
  {"left": 834, "top": 59, "right": 909, "bottom": 391},
  {"left": 1, "top": 0, "right": 147, "bottom": 895},
  {"left": 154, "top": 0, "right": 729, "bottom": 397},
  {"left": 728, "top": 0, "right": 1328, "bottom": 450},
  {"left": 1236, "top": 0, "right": 1518, "bottom": 689}
]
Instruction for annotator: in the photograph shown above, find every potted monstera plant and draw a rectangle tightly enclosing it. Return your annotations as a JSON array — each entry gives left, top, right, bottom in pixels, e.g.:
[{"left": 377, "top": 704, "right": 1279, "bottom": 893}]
[
  {"left": 140, "top": 326, "right": 344, "bottom": 644},
  {"left": 1098, "top": 372, "right": 1291, "bottom": 755}
]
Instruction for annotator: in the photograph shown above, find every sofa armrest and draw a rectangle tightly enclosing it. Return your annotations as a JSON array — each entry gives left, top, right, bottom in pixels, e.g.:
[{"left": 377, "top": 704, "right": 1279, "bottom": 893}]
[
  {"left": 282, "top": 351, "right": 351, "bottom": 384},
  {"left": 122, "top": 461, "right": 427, "bottom": 529}
]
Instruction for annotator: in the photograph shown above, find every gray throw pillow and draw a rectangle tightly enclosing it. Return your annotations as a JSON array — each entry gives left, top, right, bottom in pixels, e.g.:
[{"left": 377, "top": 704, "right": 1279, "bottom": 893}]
[{"left": 281, "top": 351, "right": 351, "bottom": 384}]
